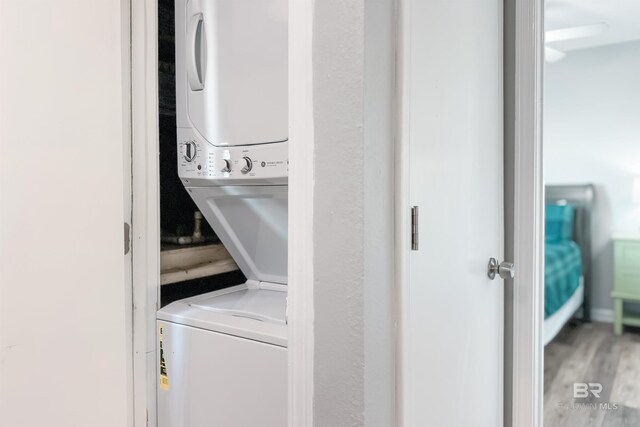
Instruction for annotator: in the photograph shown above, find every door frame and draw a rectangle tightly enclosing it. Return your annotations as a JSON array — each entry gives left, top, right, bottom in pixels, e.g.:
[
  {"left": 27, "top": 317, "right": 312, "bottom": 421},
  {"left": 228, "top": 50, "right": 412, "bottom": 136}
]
[
  {"left": 287, "top": 0, "right": 315, "bottom": 424},
  {"left": 122, "top": 0, "right": 134, "bottom": 424},
  {"left": 129, "top": 1, "right": 318, "bottom": 426},
  {"left": 505, "top": 0, "right": 544, "bottom": 426},
  {"left": 394, "top": 0, "right": 544, "bottom": 426},
  {"left": 131, "top": 0, "right": 161, "bottom": 426}
]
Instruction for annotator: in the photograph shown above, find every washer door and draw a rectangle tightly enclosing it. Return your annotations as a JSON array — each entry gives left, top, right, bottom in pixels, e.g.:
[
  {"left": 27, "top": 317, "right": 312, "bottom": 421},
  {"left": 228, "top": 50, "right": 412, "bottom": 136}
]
[
  {"left": 187, "top": 185, "right": 287, "bottom": 284},
  {"left": 184, "top": 0, "right": 288, "bottom": 147}
]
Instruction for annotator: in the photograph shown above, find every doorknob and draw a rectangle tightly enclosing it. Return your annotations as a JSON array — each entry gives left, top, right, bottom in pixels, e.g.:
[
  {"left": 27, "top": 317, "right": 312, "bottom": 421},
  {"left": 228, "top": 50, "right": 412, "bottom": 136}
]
[{"left": 487, "top": 258, "right": 515, "bottom": 280}]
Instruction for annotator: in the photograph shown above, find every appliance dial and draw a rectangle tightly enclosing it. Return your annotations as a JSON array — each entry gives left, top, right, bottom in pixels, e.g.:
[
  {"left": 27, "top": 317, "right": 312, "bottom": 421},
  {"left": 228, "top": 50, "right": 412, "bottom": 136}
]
[
  {"left": 241, "top": 156, "right": 253, "bottom": 174},
  {"left": 220, "top": 158, "right": 232, "bottom": 173},
  {"left": 183, "top": 141, "right": 197, "bottom": 162}
]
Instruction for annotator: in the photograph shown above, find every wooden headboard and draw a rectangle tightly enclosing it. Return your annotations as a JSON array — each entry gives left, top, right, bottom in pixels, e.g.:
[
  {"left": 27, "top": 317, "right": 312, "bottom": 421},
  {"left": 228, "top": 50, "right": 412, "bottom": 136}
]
[{"left": 545, "top": 184, "right": 595, "bottom": 322}]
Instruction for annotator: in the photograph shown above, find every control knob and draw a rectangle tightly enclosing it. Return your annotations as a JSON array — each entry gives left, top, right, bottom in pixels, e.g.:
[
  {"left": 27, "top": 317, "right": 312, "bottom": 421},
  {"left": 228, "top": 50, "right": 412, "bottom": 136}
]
[
  {"left": 183, "top": 141, "right": 197, "bottom": 162},
  {"left": 241, "top": 156, "right": 253, "bottom": 174},
  {"left": 220, "top": 158, "right": 232, "bottom": 173}
]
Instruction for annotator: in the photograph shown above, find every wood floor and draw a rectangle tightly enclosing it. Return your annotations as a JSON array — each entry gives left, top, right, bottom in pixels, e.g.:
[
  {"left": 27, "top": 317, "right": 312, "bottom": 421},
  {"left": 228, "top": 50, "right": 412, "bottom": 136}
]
[{"left": 545, "top": 321, "right": 640, "bottom": 426}]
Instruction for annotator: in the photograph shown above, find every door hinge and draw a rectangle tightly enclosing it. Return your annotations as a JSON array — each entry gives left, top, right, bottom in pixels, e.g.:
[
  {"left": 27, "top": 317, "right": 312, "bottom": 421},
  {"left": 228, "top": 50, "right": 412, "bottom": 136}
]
[
  {"left": 411, "top": 206, "right": 419, "bottom": 251},
  {"left": 124, "top": 222, "right": 131, "bottom": 255}
]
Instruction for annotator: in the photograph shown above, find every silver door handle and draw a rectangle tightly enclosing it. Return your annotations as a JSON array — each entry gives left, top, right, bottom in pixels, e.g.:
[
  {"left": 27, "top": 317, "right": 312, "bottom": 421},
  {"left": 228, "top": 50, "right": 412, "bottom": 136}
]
[{"left": 487, "top": 258, "right": 515, "bottom": 280}]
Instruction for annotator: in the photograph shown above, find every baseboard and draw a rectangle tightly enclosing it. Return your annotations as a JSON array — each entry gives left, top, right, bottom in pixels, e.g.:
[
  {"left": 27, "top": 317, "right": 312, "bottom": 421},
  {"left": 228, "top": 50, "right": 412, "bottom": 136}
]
[{"left": 591, "top": 308, "right": 614, "bottom": 323}]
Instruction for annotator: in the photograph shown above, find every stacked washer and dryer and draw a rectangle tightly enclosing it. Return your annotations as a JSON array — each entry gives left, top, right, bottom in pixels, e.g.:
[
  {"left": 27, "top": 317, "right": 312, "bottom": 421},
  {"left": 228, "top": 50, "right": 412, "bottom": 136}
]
[{"left": 157, "top": 0, "right": 288, "bottom": 425}]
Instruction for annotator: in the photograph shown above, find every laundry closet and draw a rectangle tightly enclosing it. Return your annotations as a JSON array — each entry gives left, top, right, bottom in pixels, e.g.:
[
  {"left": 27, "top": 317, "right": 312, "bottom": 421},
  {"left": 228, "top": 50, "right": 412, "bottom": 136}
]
[{"left": 156, "top": 0, "right": 288, "bottom": 425}]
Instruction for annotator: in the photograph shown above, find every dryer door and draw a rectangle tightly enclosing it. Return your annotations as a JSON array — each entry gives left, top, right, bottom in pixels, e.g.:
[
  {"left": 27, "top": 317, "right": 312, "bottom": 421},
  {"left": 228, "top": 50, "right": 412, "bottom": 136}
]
[
  {"left": 184, "top": 0, "right": 288, "bottom": 147},
  {"left": 187, "top": 186, "right": 287, "bottom": 284}
]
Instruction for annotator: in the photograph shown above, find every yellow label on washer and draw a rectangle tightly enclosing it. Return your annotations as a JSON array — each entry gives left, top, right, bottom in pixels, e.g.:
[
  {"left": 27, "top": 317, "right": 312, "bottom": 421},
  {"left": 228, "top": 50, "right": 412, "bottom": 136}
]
[{"left": 159, "top": 323, "right": 169, "bottom": 391}]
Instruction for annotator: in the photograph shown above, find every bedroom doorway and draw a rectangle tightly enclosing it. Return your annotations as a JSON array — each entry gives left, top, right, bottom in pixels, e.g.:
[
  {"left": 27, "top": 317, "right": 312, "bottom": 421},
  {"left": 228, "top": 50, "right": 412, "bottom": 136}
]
[{"left": 542, "top": 1, "right": 640, "bottom": 425}]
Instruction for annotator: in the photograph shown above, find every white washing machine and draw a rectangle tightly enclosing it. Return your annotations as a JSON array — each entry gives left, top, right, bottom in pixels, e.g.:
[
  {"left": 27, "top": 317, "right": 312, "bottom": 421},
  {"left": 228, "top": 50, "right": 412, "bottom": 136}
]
[
  {"left": 157, "top": 0, "right": 288, "bottom": 425},
  {"left": 157, "top": 283, "right": 287, "bottom": 426}
]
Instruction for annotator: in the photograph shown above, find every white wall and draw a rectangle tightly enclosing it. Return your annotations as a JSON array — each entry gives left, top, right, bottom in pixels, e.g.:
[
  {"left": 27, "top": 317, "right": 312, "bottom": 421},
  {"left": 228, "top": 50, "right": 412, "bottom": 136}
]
[
  {"left": 544, "top": 41, "right": 640, "bottom": 312},
  {"left": 289, "top": 0, "right": 396, "bottom": 425},
  {"left": 0, "top": 2, "right": 132, "bottom": 426}
]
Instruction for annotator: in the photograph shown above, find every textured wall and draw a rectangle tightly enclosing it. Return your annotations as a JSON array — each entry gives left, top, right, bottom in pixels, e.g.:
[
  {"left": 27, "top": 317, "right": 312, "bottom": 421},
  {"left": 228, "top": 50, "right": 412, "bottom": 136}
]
[
  {"left": 312, "top": 0, "right": 365, "bottom": 424},
  {"left": 311, "top": 0, "right": 395, "bottom": 425}
]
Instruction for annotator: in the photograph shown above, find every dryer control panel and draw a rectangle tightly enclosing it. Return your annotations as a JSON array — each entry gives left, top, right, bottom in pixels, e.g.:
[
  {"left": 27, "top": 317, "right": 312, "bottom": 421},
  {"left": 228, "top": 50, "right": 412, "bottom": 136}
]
[{"left": 177, "top": 128, "right": 288, "bottom": 185}]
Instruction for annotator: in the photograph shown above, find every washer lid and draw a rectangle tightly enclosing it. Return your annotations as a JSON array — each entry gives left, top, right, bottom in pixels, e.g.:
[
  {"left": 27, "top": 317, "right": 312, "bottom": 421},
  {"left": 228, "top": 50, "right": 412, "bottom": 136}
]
[
  {"left": 187, "top": 185, "right": 288, "bottom": 285},
  {"left": 191, "top": 288, "right": 286, "bottom": 324},
  {"left": 157, "top": 283, "right": 287, "bottom": 346}
]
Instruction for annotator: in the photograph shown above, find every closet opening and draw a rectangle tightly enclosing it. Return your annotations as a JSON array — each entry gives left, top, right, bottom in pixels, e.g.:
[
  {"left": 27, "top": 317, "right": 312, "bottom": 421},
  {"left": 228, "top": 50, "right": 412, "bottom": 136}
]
[{"left": 152, "top": 1, "right": 289, "bottom": 426}]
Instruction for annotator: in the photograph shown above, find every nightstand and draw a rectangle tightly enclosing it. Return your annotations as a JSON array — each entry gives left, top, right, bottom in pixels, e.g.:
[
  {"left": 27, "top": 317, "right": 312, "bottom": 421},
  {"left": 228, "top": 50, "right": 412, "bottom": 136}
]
[{"left": 612, "top": 235, "right": 640, "bottom": 335}]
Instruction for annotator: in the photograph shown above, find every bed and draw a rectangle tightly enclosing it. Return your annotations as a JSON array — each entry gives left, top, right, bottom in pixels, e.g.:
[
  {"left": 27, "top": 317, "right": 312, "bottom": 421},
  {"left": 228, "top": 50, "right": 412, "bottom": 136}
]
[{"left": 544, "top": 184, "right": 594, "bottom": 345}]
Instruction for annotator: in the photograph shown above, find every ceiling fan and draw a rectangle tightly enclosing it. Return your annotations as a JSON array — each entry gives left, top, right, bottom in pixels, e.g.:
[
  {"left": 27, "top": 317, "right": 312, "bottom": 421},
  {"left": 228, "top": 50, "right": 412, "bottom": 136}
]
[{"left": 545, "top": 22, "right": 609, "bottom": 63}]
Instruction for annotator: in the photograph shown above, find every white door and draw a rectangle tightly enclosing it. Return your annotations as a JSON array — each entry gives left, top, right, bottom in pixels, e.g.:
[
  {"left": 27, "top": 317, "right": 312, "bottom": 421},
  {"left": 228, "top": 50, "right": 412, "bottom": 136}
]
[
  {"left": 0, "top": 2, "right": 132, "bottom": 426},
  {"left": 401, "top": 1, "right": 504, "bottom": 426}
]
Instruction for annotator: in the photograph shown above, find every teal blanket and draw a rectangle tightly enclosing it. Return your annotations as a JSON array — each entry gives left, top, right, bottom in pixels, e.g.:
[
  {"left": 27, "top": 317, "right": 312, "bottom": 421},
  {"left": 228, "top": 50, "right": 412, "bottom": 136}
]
[{"left": 545, "top": 241, "right": 582, "bottom": 318}]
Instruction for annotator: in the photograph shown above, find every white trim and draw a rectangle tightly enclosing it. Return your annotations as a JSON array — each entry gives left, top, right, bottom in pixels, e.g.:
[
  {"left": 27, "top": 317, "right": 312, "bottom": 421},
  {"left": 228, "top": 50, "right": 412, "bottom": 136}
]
[
  {"left": 395, "top": 0, "right": 411, "bottom": 424},
  {"left": 592, "top": 309, "right": 614, "bottom": 323},
  {"left": 121, "top": 0, "right": 134, "bottom": 424},
  {"left": 510, "top": 0, "right": 544, "bottom": 426},
  {"left": 288, "top": 0, "right": 315, "bottom": 425},
  {"left": 131, "top": 0, "right": 161, "bottom": 425}
]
